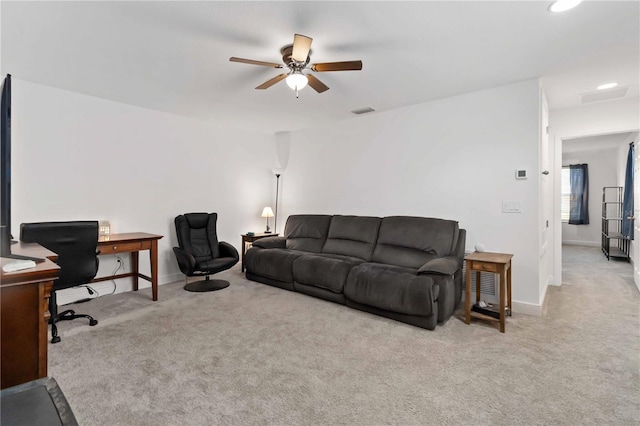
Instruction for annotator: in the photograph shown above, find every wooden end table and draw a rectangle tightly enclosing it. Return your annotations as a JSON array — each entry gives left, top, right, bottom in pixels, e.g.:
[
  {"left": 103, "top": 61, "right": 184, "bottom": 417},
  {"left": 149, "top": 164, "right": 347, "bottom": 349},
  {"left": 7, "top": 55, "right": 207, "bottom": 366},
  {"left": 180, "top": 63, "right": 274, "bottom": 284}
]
[
  {"left": 241, "top": 233, "right": 279, "bottom": 272},
  {"left": 464, "top": 251, "right": 513, "bottom": 333}
]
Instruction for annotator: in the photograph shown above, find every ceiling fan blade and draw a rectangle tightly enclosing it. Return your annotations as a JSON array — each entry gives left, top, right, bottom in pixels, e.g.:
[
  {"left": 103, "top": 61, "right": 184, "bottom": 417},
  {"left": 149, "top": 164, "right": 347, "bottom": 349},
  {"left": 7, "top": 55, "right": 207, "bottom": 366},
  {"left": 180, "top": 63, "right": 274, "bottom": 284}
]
[
  {"left": 306, "top": 74, "right": 329, "bottom": 93},
  {"left": 230, "top": 57, "right": 283, "bottom": 68},
  {"left": 292, "top": 34, "right": 313, "bottom": 62},
  {"left": 255, "top": 73, "right": 287, "bottom": 90},
  {"left": 311, "top": 60, "right": 363, "bottom": 72}
]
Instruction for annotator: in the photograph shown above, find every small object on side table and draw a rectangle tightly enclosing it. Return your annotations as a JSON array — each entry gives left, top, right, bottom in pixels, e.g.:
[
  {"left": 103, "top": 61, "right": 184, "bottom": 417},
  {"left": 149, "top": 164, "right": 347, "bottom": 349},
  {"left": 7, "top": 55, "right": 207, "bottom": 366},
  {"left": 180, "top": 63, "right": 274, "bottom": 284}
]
[
  {"left": 464, "top": 251, "right": 513, "bottom": 333},
  {"left": 471, "top": 303, "right": 500, "bottom": 319}
]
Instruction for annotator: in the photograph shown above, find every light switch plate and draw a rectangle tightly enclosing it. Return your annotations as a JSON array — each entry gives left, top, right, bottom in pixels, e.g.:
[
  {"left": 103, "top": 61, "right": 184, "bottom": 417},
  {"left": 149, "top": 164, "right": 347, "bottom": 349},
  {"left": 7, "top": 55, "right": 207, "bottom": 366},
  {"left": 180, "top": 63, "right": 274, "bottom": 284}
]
[{"left": 502, "top": 201, "right": 522, "bottom": 213}]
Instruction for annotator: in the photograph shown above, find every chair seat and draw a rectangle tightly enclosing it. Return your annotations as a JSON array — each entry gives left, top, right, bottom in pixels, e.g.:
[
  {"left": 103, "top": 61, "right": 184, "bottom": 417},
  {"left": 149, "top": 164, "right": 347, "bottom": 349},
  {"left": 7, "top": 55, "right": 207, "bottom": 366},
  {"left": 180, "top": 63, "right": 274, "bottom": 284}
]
[{"left": 197, "top": 257, "right": 238, "bottom": 272}]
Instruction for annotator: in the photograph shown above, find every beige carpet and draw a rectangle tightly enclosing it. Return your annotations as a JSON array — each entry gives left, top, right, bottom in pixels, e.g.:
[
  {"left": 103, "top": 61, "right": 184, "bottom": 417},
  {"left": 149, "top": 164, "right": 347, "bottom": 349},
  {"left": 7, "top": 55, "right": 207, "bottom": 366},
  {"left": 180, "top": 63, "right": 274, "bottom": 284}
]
[{"left": 48, "top": 245, "right": 639, "bottom": 425}]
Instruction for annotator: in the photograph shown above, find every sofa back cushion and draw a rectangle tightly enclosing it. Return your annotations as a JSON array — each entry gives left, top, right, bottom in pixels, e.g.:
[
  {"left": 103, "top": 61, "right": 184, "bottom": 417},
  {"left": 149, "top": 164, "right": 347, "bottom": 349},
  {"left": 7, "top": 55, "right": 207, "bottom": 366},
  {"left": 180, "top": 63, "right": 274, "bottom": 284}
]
[
  {"left": 322, "top": 215, "right": 381, "bottom": 260},
  {"left": 284, "top": 215, "right": 332, "bottom": 253},
  {"left": 372, "top": 216, "right": 460, "bottom": 268}
]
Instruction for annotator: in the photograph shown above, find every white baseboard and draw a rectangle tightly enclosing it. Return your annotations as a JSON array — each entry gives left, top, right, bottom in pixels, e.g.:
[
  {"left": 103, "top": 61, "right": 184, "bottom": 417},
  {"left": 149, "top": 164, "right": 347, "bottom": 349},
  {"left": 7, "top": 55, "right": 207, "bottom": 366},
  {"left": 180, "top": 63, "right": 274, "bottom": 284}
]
[
  {"left": 562, "top": 240, "right": 600, "bottom": 247},
  {"left": 56, "top": 272, "right": 184, "bottom": 306},
  {"left": 512, "top": 299, "right": 542, "bottom": 317},
  {"left": 460, "top": 295, "right": 541, "bottom": 316}
]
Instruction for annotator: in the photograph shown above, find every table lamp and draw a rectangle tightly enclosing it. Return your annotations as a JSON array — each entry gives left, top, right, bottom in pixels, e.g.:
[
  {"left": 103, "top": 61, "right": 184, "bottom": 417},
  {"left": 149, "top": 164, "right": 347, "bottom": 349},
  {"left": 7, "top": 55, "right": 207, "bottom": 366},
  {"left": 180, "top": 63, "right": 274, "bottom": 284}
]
[{"left": 261, "top": 207, "right": 274, "bottom": 233}]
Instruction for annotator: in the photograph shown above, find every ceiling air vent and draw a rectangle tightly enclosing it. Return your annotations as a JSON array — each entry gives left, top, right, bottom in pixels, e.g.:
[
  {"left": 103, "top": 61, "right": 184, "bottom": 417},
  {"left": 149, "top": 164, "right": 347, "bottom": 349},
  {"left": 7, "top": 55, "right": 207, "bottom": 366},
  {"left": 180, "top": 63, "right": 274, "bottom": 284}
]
[
  {"left": 581, "top": 86, "right": 629, "bottom": 104},
  {"left": 351, "top": 107, "right": 376, "bottom": 115}
]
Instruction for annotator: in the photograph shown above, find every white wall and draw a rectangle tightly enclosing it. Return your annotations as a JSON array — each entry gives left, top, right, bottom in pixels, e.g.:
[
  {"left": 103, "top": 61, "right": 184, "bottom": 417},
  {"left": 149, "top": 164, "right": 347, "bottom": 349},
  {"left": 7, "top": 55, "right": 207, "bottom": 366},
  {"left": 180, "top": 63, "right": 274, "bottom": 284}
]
[
  {"left": 11, "top": 79, "right": 274, "bottom": 300},
  {"left": 280, "top": 79, "right": 542, "bottom": 310},
  {"left": 562, "top": 147, "right": 618, "bottom": 246},
  {"left": 551, "top": 98, "right": 640, "bottom": 140}
]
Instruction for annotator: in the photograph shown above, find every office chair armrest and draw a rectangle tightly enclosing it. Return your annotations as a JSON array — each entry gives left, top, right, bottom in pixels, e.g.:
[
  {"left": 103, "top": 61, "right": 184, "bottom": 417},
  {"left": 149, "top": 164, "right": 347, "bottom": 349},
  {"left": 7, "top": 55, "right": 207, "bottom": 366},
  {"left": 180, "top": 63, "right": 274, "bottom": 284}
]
[
  {"left": 218, "top": 241, "right": 239, "bottom": 261},
  {"left": 172, "top": 247, "right": 197, "bottom": 275}
]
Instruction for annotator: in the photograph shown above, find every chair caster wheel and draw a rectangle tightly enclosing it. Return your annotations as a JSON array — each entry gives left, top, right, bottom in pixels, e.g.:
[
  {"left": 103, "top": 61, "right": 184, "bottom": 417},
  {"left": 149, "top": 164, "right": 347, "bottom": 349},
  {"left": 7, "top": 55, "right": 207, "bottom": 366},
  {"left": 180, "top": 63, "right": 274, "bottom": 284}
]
[
  {"left": 89, "top": 319, "right": 98, "bottom": 326},
  {"left": 51, "top": 336, "right": 61, "bottom": 344}
]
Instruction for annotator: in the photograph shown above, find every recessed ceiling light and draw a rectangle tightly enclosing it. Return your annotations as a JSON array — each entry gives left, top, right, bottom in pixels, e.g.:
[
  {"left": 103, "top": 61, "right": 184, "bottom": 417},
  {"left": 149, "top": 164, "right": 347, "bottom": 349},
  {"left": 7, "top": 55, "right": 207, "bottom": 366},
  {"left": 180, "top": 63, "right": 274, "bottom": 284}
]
[
  {"left": 597, "top": 82, "right": 618, "bottom": 90},
  {"left": 548, "top": 0, "right": 583, "bottom": 13}
]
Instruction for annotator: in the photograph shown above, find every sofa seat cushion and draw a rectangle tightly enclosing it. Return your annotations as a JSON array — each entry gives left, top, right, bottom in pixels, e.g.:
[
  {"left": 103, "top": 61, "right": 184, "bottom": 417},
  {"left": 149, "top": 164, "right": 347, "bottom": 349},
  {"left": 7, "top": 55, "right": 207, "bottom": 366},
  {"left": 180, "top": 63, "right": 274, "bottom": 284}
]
[
  {"left": 293, "top": 254, "right": 364, "bottom": 293},
  {"left": 344, "top": 263, "right": 439, "bottom": 316},
  {"left": 245, "top": 248, "right": 307, "bottom": 283},
  {"left": 358, "top": 262, "right": 418, "bottom": 275}
]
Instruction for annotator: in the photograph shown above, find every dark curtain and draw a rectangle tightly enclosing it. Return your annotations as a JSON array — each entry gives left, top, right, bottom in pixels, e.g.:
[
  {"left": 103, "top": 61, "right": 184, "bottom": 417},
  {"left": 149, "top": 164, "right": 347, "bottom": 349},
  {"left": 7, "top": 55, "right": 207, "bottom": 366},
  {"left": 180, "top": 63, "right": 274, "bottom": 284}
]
[
  {"left": 569, "top": 164, "right": 589, "bottom": 225},
  {"left": 622, "top": 144, "right": 634, "bottom": 239}
]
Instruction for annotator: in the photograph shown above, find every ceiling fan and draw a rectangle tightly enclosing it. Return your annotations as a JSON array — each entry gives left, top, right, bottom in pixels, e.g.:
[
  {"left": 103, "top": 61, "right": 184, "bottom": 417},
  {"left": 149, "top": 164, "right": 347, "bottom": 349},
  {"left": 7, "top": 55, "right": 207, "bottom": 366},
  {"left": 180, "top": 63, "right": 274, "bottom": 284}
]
[{"left": 230, "top": 34, "right": 363, "bottom": 97}]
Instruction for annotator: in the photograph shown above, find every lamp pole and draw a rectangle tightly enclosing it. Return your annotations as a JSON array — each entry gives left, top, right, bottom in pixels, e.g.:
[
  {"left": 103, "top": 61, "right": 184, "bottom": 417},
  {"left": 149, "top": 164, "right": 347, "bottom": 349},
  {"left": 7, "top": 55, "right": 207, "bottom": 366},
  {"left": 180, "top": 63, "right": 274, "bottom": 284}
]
[{"left": 274, "top": 173, "right": 281, "bottom": 233}]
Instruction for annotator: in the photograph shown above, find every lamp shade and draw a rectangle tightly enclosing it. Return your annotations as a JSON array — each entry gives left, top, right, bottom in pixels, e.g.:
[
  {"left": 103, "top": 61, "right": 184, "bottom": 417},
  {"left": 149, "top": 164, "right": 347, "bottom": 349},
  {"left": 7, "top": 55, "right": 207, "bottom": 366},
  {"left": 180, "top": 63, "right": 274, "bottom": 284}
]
[{"left": 261, "top": 207, "right": 274, "bottom": 218}]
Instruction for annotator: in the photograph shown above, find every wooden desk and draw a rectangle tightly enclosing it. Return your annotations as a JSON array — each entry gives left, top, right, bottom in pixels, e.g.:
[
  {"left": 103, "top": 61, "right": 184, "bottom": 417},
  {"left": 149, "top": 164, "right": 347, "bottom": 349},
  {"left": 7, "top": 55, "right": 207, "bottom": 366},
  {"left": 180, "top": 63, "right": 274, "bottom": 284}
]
[
  {"left": 1, "top": 244, "right": 59, "bottom": 389},
  {"left": 94, "top": 233, "right": 163, "bottom": 301},
  {"left": 241, "top": 233, "right": 279, "bottom": 272},
  {"left": 464, "top": 251, "right": 513, "bottom": 333}
]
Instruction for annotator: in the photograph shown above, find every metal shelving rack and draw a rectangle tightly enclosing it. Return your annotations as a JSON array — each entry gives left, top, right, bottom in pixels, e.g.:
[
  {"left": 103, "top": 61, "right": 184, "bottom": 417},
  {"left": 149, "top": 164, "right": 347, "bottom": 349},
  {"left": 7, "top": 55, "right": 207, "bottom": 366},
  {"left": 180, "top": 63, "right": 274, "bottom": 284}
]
[{"left": 601, "top": 186, "right": 630, "bottom": 261}]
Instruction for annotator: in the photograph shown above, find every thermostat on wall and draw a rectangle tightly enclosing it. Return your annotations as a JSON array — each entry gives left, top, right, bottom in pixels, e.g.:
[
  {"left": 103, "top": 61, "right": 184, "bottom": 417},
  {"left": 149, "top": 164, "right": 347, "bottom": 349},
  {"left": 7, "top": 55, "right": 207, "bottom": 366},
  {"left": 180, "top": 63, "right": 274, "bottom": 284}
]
[{"left": 515, "top": 169, "right": 527, "bottom": 179}]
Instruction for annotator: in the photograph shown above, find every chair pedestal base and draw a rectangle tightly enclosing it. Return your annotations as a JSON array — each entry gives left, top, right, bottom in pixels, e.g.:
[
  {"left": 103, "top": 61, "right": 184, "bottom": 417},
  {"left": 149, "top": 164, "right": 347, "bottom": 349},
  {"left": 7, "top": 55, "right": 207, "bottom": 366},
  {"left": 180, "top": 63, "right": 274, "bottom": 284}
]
[{"left": 184, "top": 279, "right": 230, "bottom": 292}]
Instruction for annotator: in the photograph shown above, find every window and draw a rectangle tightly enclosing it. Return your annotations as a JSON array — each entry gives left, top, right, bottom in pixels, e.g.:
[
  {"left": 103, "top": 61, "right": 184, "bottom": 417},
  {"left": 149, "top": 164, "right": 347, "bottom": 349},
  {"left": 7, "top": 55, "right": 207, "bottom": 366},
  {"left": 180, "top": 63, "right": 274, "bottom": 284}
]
[
  {"left": 562, "top": 165, "right": 591, "bottom": 224},
  {"left": 561, "top": 167, "right": 570, "bottom": 222},
  {"left": 562, "top": 164, "right": 589, "bottom": 225}
]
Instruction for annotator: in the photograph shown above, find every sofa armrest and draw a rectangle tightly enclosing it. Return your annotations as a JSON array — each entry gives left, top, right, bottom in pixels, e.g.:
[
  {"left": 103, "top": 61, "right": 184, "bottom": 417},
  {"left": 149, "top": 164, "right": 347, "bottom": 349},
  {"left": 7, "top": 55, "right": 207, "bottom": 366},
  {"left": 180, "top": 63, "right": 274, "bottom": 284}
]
[
  {"left": 418, "top": 256, "right": 461, "bottom": 276},
  {"left": 252, "top": 236, "right": 286, "bottom": 249}
]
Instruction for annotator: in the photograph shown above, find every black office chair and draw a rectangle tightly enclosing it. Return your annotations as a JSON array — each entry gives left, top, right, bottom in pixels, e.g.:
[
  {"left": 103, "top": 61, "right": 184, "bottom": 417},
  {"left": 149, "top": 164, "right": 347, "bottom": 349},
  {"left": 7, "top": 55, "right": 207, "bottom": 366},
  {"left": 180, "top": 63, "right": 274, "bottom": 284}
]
[
  {"left": 173, "top": 213, "right": 239, "bottom": 292},
  {"left": 20, "top": 221, "right": 99, "bottom": 343}
]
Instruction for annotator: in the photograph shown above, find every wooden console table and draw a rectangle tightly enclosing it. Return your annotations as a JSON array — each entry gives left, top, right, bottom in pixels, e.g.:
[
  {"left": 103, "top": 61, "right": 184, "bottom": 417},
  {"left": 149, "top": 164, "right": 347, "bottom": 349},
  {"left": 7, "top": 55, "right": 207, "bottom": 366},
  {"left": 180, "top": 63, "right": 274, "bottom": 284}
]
[
  {"left": 1, "top": 244, "right": 59, "bottom": 389},
  {"left": 93, "top": 233, "right": 163, "bottom": 301},
  {"left": 241, "top": 233, "right": 278, "bottom": 272},
  {"left": 464, "top": 251, "right": 513, "bottom": 333}
]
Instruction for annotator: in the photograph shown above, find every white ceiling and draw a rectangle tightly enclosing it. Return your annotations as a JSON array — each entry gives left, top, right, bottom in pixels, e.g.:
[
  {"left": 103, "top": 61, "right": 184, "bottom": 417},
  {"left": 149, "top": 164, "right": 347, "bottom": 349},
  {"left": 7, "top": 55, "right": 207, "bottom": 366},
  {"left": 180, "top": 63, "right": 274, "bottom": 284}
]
[
  {"left": 2, "top": 1, "right": 639, "bottom": 134},
  {"left": 563, "top": 131, "right": 636, "bottom": 153}
]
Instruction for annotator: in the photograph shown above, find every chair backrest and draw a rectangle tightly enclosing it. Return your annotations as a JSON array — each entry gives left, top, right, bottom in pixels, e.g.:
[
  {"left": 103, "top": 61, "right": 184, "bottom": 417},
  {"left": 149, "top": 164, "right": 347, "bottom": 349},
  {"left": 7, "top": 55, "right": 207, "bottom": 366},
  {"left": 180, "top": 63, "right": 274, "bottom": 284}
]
[
  {"left": 20, "top": 221, "right": 99, "bottom": 290},
  {"left": 175, "top": 213, "right": 220, "bottom": 262}
]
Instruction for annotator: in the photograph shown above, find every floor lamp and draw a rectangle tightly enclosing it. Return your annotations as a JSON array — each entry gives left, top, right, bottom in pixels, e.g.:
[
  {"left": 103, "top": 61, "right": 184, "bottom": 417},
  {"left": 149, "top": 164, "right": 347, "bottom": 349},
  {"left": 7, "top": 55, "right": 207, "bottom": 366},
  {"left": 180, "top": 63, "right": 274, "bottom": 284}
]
[{"left": 273, "top": 170, "right": 282, "bottom": 233}]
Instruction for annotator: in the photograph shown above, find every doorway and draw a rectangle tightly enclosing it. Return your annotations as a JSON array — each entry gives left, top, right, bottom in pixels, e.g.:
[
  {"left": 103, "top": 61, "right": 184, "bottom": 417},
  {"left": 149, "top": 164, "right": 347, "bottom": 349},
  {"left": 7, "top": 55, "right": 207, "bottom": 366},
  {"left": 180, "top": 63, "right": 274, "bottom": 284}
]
[{"left": 559, "top": 131, "right": 639, "bottom": 290}]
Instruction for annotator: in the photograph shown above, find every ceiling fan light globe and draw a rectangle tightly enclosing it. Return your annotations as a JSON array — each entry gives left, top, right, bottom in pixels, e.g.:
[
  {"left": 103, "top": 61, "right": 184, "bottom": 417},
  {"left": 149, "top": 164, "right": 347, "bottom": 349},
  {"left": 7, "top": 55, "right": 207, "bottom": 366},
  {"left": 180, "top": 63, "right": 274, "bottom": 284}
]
[
  {"left": 548, "top": 0, "right": 583, "bottom": 13},
  {"left": 286, "top": 74, "right": 308, "bottom": 90}
]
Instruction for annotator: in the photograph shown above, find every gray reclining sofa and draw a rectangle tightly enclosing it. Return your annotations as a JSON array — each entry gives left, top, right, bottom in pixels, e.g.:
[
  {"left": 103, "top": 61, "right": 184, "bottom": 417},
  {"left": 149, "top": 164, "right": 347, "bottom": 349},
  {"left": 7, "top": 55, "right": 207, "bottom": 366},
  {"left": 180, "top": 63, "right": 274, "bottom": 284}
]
[{"left": 245, "top": 215, "right": 466, "bottom": 330}]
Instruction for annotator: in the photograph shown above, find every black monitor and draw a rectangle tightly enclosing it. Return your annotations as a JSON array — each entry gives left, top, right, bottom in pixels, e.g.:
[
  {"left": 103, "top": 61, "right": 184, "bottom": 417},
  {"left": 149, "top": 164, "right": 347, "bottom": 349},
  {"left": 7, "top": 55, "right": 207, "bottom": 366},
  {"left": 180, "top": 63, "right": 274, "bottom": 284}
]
[
  {"left": 1, "top": 74, "right": 13, "bottom": 256},
  {"left": 1, "top": 74, "right": 43, "bottom": 262}
]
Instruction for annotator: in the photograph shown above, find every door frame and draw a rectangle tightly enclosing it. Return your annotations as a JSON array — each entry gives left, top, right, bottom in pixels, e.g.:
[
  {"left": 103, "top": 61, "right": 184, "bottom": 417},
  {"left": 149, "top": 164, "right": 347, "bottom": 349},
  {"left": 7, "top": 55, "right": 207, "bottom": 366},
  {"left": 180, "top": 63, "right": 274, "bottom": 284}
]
[{"left": 552, "top": 128, "right": 640, "bottom": 291}]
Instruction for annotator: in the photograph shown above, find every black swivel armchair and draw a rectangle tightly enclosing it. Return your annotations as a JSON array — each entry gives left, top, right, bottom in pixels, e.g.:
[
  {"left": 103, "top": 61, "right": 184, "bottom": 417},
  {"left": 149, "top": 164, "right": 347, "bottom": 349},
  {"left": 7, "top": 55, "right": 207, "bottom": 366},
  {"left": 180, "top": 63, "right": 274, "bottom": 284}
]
[
  {"left": 173, "top": 213, "right": 239, "bottom": 292},
  {"left": 20, "top": 221, "right": 99, "bottom": 343}
]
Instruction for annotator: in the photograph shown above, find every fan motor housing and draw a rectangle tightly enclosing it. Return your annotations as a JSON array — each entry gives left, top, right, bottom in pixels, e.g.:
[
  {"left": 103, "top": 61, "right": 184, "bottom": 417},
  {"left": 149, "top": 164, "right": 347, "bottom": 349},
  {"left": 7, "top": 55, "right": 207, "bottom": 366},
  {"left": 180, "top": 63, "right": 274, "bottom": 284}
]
[{"left": 280, "top": 45, "right": 311, "bottom": 68}]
